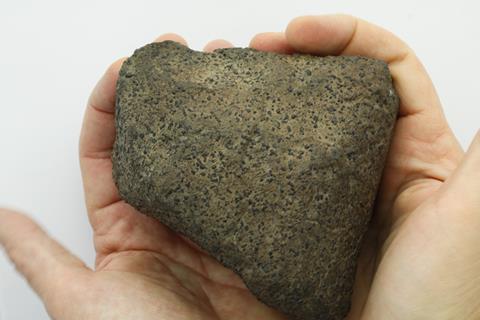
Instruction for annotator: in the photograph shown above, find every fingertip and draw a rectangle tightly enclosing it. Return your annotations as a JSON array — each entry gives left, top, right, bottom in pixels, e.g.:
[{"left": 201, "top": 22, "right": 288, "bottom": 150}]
[
  {"left": 106, "top": 57, "right": 127, "bottom": 77},
  {"left": 203, "top": 39, "right": 234, "bottom": 52},
  {"left": 249, "top": 32, "right": 294, "bottom": 54},
  {"left": 0, "top": 209, "right": 40, "bottom": 249},
  {"left": 154, "top": 33, "right": 188, "bottom": 46},
  {"left": 285, "top": 14, "right": 357, "bottom": 55},
  {"left": 0, "top": 208, "right": 31, "bottom": 228},
  {"left": 0, "top": 207, "right": 89, "bottom": 315},
  {"left": 0, "top": 207, "right": 12, "bottom": 217}
]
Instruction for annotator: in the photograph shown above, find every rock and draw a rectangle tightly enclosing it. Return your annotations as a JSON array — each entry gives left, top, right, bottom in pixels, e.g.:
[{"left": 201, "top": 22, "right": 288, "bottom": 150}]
[{"left": 112, "top": 40, "right": 398, "bottom": 320}]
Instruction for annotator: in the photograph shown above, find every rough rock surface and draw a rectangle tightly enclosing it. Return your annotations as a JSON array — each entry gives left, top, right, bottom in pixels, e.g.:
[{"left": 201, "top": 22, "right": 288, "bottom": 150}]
[{"left": 112, "top": 41, "right": 399, "bottom": 320}]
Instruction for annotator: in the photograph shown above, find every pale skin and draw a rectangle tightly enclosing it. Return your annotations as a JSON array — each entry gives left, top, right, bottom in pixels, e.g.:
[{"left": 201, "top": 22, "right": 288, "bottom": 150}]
[{"left": 1, "top": 14, "right": 479, "bottom": 320}]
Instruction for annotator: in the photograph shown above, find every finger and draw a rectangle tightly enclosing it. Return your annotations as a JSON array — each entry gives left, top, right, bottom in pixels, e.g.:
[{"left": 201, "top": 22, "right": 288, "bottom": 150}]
[
  {"left": 154, "top": 33, "right": 188, "bottom": 45},
  {"left": 249, "top": 32, "right": 294, "bottom": 54},
  {"left": 80, "top": 34, "right": 190, "bottom": 215},
  {"left": 79, "top": 58, "right": 124, "bottom": 215},
  {"left": 285, "top": 14, "right": 442, "bottom": 118},
  {"left": 203, "top": 39, "right": 233, "bottom": 52},
  {"left": 80, "top": 58, "right": 123, "bottom": 159},
  {"left": 80, "top": 33, "right": 188, "bottom": 160},
  {"left": 0, "top": 209, "right": 89, "bottom": 305}
]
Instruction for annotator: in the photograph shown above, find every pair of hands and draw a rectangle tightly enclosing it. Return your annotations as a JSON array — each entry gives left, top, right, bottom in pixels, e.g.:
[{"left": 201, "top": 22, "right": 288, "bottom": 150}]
[{"left": 1, "top": 14, "right": 479, "bottom": 320}]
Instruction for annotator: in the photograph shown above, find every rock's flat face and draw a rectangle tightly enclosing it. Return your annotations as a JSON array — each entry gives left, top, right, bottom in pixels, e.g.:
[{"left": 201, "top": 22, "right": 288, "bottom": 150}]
[{"left": 112, "top": 41, "right": 398, "bottom": 320}]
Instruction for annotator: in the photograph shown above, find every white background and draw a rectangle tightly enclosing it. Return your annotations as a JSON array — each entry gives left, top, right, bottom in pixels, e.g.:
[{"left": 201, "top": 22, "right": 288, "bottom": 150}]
[{"left": 0, "top": 0, "right": 479, "bottom": 319}]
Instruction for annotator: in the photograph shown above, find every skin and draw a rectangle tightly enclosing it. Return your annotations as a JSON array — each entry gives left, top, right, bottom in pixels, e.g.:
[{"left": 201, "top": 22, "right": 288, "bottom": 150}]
[{"left": 1, "top": 14, "right": 479, "bottom": 320}]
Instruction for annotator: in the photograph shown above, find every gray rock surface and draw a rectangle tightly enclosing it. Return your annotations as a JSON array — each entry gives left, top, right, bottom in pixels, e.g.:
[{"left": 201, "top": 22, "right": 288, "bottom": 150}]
[{"left": 112, "top": 41, "right": 399, "bottom": 320}]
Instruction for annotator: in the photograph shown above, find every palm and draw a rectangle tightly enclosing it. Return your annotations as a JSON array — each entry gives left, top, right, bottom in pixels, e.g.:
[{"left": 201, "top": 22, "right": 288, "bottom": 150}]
[
  {"left": 72, "top": 243, "right": 280, "bottom": 320},
  {"left": 349, "top": 108, "right": 480, "bottom": 320},
  {"left": 347, "top": 114, "right": 463, "bottom": 317},
  {"left": 79, "top": 201, "right": 285, "bottom": 320}
]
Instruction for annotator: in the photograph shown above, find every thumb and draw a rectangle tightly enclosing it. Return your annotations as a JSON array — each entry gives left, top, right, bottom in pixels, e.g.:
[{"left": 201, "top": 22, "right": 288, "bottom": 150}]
[
  {"left": 0, "top": 209, "right": 90, "bottom": 315},
  {"left": 426, "top": 130, "right": 480, "bottom": 319},
  {"left": 441, "top": 130, "right": 480, "bottom": 212}
]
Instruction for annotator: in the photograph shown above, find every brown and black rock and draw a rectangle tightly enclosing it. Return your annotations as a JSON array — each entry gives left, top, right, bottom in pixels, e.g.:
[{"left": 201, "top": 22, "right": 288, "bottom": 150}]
[{"left": 112, "top": 41, "right": 398, "bottom": 320}]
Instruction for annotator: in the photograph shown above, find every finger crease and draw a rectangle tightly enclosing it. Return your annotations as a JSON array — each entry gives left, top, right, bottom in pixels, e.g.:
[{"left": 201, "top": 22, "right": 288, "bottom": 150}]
[
  {"left": 340, "top": 17, "right": 359, "bottom": 55},
  {"left": 80, "top": 149, "right": 113, "bottom": 160},
  {"left": 388, "top": 49, "right": 410, "bottom": 65},
  {"left": 89, "top": 102, "right": 115, "bottom": 116}
]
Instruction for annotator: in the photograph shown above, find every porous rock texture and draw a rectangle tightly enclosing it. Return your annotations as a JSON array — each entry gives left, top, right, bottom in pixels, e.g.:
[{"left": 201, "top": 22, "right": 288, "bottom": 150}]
[{"left": 112, "top": 41, "right": 399, "bottom": 320}]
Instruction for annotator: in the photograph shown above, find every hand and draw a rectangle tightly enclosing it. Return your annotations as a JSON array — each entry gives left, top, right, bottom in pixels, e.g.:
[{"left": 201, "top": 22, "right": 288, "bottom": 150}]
[
  {"left": 0, "top": 34, "right": 287, "bottom": 320},
  {"left": 249, "top": 15, "right": 480, "bottom": 319}
]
